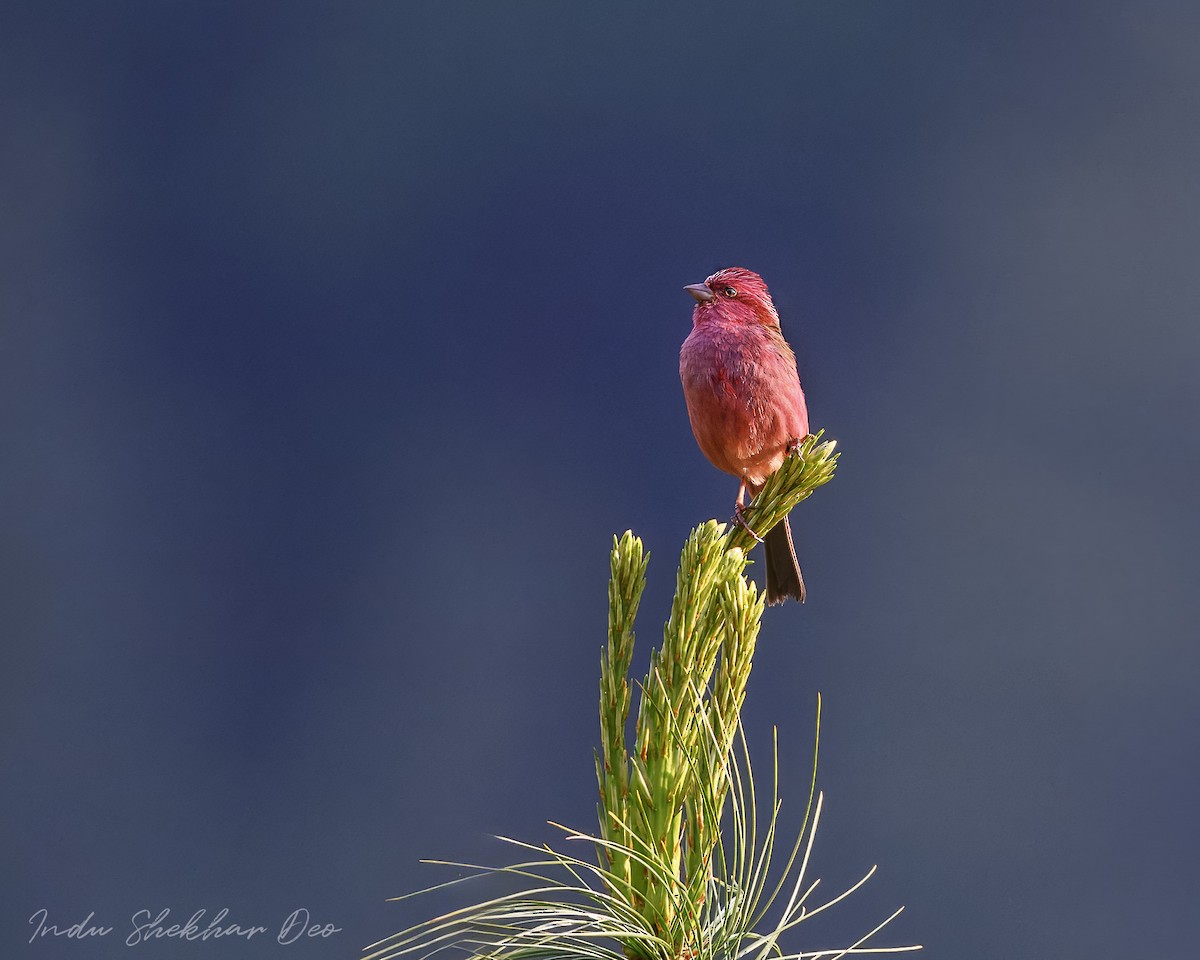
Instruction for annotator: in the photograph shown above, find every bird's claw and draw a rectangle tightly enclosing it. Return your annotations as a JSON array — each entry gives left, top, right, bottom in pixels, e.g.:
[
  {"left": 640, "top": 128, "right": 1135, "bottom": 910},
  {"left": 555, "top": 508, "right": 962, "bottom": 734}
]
[{"left": 731, "top": 502, "right": 764, "bottom": 543}]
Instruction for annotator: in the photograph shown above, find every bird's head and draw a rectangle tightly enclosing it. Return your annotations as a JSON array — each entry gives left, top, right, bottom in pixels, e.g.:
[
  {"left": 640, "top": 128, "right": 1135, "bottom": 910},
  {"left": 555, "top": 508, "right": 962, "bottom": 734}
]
[{"left": 684, "top": 266, "right": 781, "bottom": 327}]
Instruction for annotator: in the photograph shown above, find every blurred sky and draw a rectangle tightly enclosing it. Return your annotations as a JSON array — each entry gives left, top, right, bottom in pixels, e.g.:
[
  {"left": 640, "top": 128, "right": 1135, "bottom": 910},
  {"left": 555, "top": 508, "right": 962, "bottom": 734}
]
[{"left": 3, "top": 2, "right": 1199, "bottom": 958}]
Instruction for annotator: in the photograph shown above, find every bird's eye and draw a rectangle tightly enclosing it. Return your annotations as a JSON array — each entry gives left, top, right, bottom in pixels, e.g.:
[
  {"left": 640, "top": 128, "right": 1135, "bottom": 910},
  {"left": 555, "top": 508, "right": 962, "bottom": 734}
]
[{"left": 722, "top": 286, "right": 737, "bottom": 298}]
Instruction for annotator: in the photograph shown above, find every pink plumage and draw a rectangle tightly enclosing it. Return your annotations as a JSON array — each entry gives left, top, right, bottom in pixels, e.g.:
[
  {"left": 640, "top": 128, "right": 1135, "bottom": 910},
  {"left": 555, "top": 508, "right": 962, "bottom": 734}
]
[{"left": 679, "top": 267, "right": 809, "bottom": 604}]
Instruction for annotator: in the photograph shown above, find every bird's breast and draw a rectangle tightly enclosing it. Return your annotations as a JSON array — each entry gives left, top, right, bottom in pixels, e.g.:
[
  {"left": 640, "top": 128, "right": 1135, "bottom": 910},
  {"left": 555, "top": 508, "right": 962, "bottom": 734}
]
[{"left": 679, "top": 322, "right": 808, "bottom": 486}]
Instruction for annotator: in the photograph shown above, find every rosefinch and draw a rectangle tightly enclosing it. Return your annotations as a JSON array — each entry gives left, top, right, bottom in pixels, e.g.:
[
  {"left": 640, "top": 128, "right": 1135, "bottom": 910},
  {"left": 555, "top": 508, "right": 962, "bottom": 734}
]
[{"left": 679, "top": 267, "right": 809, "bottom": 605}]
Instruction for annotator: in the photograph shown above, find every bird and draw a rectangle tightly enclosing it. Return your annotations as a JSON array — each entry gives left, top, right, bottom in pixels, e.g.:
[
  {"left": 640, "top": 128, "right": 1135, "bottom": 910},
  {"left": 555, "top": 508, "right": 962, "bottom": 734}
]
[{"left": 679, "top": 266, "right": 809, "bottom": 605}]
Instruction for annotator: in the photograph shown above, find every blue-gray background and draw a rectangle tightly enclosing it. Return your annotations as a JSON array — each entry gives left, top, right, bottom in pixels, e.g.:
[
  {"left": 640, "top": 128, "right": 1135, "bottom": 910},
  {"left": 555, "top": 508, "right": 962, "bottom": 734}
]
[{"left": 4, "top": 3, "right": 1198, "bottom": 958}]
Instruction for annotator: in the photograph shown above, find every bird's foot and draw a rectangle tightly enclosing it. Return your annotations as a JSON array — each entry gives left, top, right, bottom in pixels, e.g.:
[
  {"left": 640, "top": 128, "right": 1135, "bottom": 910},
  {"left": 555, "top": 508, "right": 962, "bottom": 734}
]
[
  {"left": 785, "top": 436, "right": 804, "bottom": 455},
  {"left": 731, "top": 501, "right": 764, "bottom": 543}
]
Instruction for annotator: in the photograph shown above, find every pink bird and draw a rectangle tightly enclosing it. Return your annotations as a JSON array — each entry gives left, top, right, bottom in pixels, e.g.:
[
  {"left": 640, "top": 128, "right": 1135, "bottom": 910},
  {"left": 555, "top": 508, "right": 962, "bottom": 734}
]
[{"left": 679, "top": 267, "right": 810, "bottom": 605}]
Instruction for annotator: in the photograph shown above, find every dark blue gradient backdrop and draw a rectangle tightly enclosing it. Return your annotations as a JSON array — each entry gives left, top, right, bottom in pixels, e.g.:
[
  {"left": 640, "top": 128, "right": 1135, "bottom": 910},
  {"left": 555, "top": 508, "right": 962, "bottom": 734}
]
[{"left": 4, "top": 3, "right": 1199, "bottom": 958}]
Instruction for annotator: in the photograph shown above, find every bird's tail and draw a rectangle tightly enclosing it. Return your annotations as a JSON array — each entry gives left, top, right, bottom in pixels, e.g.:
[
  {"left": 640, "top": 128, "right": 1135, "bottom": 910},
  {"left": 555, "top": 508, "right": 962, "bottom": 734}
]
[{"left": 763, "top": 515, "right": 806, "bottom": 605}]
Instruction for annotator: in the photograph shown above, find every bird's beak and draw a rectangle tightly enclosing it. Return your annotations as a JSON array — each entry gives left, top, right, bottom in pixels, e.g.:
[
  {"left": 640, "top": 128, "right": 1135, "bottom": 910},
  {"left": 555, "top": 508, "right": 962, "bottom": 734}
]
[{"left": 685, "top": 283, "right": 715, "bottom": 302}]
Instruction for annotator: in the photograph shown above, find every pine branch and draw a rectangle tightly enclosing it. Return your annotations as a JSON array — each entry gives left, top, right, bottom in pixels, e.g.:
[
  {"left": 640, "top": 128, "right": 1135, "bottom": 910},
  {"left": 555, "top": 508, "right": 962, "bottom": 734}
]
[
  {"left": 725, "top": 431, "right": 840, "bottom": 554},
  {"left": 373, "top": 431, "right": 921, "bottom": 960},
  {"left": 596, "top": 430, "right": 841, "bottom": 959}
]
